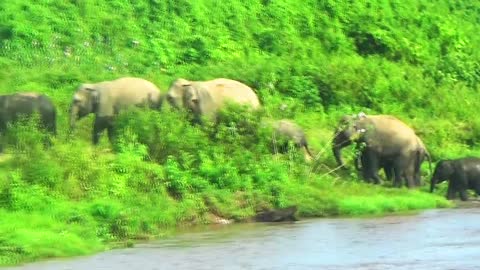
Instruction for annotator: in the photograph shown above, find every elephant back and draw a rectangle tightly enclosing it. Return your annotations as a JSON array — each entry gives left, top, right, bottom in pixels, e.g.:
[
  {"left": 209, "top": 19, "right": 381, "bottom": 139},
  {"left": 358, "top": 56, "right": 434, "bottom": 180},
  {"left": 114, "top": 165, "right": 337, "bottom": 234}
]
[
  {"left": 359, "top": 115, "right": 417, "bottom": 154},
  {"left": 201, "top": 78, "right": 260, "bottom": 109},
  {"left": 97, "top": 77, "right": 162, "bottom": 115}
]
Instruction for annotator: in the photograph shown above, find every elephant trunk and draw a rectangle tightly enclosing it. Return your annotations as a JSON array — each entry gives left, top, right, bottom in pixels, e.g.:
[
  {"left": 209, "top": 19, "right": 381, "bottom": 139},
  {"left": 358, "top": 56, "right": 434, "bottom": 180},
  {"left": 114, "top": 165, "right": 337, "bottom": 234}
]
[
  {"left": 332, "top": 132, "right": 351, "bottom": 168},
  {"left": 332, "top": 145, "right": 345, "bottom": 168},
  {"left": 354, "top": 152, "right": 362, "bottom": 171},
  {"left": 69, "top": 104, "right": 79, "bottom": 130},
  {"left": 157, "top": 94, "right": 165, "bottom": 110}
]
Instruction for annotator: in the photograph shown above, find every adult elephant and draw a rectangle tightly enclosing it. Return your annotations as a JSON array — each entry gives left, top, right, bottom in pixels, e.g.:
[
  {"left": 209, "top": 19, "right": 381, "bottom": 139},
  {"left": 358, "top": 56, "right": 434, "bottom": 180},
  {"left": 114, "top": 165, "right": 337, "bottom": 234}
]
[
  {"left": 272, "top": 119, "right": 314, "bottom": 162},
  {"left": 0, "top": 92, "right": 56, "bottom": 151},
  {"left": 430, "top": 157, "right": 480, "bottom": 201},
  {"left": 332, "top": 113, "right": 422, "bottom": 188},
  {"left": 69, "top": 77, "right": 162, "bottom": 144},
  {"left": 165, "top": 78, "right": 261, "bottom": 123}
]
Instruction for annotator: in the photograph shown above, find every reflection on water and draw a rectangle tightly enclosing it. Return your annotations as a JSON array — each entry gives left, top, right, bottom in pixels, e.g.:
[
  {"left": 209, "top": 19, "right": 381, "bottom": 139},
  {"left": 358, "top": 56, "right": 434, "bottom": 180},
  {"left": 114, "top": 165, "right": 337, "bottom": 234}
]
[{"left": 5, "top": 208, "right": 480, "bottom": 270}]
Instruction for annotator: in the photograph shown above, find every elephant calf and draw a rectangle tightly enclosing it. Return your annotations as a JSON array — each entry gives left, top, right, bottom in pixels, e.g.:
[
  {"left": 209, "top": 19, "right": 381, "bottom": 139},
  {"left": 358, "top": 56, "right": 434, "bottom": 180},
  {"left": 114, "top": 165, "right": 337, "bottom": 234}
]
[
  {"left": 69, "top": 77, "right": 162, "bottom": 144},
  {"left": 0, "top": 92, "right": 56, "bottom": 151},
  {"left": 430, "top": 157, "right": 480, "bottom": 201},
  {"left": 272, "top": 119, "right": 314, "bottom": 162}
]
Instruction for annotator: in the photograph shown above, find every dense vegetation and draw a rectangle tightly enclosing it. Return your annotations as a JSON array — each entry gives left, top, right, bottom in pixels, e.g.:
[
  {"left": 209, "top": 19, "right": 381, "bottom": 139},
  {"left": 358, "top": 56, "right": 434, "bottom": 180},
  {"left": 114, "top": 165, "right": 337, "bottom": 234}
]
[{"left": 1, "top": 0, "right": 479, "bottom": 265}]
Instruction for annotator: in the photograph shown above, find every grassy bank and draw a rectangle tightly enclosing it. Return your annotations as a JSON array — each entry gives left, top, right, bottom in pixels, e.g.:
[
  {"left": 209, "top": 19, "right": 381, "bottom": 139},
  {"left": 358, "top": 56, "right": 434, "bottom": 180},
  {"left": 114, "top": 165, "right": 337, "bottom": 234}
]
[{"left": 0, "top": 0, "right": 478, "bottom": 266}]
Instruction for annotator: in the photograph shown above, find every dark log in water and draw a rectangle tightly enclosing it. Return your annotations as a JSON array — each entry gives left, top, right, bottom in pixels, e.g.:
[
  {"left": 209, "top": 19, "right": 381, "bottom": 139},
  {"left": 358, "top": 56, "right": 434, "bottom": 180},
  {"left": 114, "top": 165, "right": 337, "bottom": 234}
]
[{"left": 254, "top": 205, "right": 298, "bottom": 222}]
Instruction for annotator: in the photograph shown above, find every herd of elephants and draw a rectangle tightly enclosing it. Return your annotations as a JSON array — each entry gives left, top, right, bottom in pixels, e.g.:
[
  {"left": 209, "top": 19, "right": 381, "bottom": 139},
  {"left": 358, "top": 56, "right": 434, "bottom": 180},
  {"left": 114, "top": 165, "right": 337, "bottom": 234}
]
[{"left": 1, "top": 77, "right": 480, "bottom": 202}]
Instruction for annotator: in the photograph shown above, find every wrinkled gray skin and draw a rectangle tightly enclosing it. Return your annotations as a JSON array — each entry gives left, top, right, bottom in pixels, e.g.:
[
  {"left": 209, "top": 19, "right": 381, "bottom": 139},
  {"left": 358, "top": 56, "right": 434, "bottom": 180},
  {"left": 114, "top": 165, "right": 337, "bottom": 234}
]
[
  {"left": 272, "top": 119, "right": 314, "bottom": 162},
  {"left": 355, "top": 135, "right": 432, "bottom": 186},
  {"left": 332, "top": 114, "right": 424, "bottom": 188},
  {"left": 0, "top": 92, "right": 56, "bottom": 151},
  {"left": 69, "top": 77, "right": 162, "bottom": 144},
  {"left": 430, "top": 157, "right": 480, "bottom": 201},
  {"left": 166, "top": 78, "right": 260, "bottom": 123}
]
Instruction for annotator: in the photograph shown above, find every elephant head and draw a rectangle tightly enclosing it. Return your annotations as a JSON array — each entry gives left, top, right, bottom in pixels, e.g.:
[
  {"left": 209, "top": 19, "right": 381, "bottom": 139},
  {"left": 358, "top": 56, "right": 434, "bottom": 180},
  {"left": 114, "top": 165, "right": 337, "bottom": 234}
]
[
  {"left": 430, "top": 160, "right": 454, "bottom": 192},
  {"left": 165, "top": 78, "right": 192, "bottom": 110},
  {"left": 69, "top": 84, "right": 99, "bottom": 130},
  {"left": 183, "top": 84, "right": 201, "bottom": 115},
  {"left": 332, "top": 113, "right": 368, "bottom": 168}
]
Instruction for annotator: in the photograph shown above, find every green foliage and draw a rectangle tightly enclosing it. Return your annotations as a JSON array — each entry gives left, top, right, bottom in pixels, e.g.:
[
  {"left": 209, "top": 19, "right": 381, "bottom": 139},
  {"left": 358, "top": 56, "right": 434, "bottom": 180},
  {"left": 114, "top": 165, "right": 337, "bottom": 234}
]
[{"left": 0, "top": 0, "right": 477, "bottom": 266}]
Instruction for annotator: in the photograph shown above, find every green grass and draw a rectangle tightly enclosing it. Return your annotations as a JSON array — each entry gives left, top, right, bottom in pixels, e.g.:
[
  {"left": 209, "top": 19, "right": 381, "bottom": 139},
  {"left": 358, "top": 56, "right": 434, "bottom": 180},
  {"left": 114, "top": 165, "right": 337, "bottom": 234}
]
[{"left": 0, "top": 0, "right": 477, "bottom": 266}]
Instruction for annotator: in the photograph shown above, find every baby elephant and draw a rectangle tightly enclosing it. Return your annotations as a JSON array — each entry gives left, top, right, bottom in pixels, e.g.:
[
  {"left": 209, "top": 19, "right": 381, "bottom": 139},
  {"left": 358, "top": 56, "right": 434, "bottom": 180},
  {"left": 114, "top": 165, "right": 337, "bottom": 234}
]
[
  {"left": 0, "top": 92, "right": 56, "bottom": 134},
  {"left": 0, "top": 92, "right": 56, "bottom": 152},
  {"left": 430, "top": 157, "right": 480, "bottom": 201},
  {"left": 272, "top": 119, "right": 314, "bottom": 162}
]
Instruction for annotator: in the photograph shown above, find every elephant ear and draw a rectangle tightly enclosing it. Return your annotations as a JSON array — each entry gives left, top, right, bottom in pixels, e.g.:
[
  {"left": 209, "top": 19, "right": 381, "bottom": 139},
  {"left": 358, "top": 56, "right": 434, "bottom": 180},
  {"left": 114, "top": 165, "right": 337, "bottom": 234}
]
[
  {"left": 85, "top": 87, "right": 100, "bottom": 110},
  {"left": 184, "top": 85, "right": 199, "bottom": 105}
]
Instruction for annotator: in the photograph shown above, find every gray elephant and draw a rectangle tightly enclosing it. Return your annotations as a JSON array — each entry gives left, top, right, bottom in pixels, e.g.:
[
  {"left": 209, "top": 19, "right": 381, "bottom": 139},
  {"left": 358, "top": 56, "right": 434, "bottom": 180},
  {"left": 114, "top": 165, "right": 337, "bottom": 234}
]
[
  {"left": 355, "top": 135, "right": 432, "bottom": 186},
  {"left": 332, "top": 113, "right": 425, "bottom": 188},
  {"left": 69, "top": 77, "right": 162, "bottom": 144},
  {"left": 430, "top": 157, "right": 480, "bottom": 201},
  {"left": 272, "top": 119, "right": 314, "bottom": 162},
  {"left": 165, "top": 78, "right": 261, "bottom": 123},
  {"left": 0, "top": 92, "right": 56, "bottom": 151}
]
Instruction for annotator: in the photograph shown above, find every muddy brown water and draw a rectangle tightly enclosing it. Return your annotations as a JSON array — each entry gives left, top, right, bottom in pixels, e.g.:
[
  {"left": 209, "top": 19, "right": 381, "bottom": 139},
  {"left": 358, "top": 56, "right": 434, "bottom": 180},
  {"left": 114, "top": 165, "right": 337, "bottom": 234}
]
[{"left": 5, "top": 206, "right": 480, "bottom": 270}]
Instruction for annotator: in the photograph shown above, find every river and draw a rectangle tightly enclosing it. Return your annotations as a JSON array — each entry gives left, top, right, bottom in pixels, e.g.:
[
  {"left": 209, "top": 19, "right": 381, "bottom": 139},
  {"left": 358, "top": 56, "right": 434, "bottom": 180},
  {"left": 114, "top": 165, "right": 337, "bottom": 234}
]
[{"left": 4, "top": 207, "right": 480, "bottom": 270}]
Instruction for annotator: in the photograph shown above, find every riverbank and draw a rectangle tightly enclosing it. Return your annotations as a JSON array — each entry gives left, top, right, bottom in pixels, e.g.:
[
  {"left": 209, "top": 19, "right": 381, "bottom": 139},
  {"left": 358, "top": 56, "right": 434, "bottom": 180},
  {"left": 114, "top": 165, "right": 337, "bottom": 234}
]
[
  {"left": 5, "top": 207, "right": 479, "bottom": 270},
  {"left": 0, "top": 149, "right": 452, "bottom": 267}
]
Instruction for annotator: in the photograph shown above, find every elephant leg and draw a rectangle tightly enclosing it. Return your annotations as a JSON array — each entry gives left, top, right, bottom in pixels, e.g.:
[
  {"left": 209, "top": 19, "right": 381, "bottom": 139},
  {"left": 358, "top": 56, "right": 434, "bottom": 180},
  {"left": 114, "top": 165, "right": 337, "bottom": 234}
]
[
  {"left": 392, "top": 163, "right": 404, "bottom": 188},
  {"left": 474, "top": 182, "right": 480, "bottom": 197},
  {"left": 357, "top": 151, "right": 370, "bottom": 182},
  {"left": 107, "top": 124, "right": 115, "bottom": 144},
  {"left": 93, "top": 116, "right": 111, "bottom": 145},
  {"left": 459, "top": 189, "right": 469, "bottom": 201},
  {"left": 404, "top": 167, "right": 416, "bottom": 189},
  {"left": 413, "top": 154, "right": 424, "bottom": 187},
  {"left": 393, "top": 154, "right": 415, "bottom": 188},
  {"left": 383, "top": 160, "right": 394, "bottom": 181},
  {"left": 414, "top": 170, "right": 421, "bottom": 187},
  {"left": 362, "top": 149, "right": 381, "bottom": 184},
  {"left": 446, "top": 181, "right": 456, "bottom": 200},
  {"left": 453, "top": 171, "right": 469, "bottom": 200}
]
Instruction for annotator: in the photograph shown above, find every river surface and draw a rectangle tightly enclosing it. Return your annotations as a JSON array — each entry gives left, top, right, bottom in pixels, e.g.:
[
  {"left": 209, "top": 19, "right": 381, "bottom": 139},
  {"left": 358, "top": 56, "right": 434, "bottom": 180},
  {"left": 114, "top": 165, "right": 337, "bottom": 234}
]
[{"left": 5, "top": 207, "right": 480, "bottom": 270}]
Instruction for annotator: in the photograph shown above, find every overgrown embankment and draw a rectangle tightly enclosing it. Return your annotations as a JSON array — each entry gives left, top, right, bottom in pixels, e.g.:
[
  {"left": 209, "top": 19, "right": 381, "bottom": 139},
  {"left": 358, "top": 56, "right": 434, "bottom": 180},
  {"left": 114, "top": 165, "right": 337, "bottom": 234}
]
[{"left": 0, "top": 0, "right": 478, "bottom": 266}]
